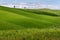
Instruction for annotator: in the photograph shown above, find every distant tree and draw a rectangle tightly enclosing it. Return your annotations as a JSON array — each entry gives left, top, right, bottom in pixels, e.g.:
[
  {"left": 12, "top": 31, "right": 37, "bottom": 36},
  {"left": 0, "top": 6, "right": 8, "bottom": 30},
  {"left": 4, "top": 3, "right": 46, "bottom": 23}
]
[
  {"left": 24, "top": 7, "right": 26, "bottom": 9},
  {"left": 14, "top": 5, "right": 15, "bottom": 8}
]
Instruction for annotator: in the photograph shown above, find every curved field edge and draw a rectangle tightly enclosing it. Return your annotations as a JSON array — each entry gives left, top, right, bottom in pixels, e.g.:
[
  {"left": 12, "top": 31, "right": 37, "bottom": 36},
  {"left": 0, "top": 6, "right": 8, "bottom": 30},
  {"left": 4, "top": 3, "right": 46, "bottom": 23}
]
[{"left": 0, "top": 28, "right": 60, "bottom": 40}]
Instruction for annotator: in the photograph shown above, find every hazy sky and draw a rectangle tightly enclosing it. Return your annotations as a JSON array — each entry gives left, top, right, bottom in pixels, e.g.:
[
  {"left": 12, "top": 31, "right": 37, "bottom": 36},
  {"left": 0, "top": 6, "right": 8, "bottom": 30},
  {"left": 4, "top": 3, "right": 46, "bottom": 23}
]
[{"left": 0, "top": 0, "right": 60, "bottom": 9}]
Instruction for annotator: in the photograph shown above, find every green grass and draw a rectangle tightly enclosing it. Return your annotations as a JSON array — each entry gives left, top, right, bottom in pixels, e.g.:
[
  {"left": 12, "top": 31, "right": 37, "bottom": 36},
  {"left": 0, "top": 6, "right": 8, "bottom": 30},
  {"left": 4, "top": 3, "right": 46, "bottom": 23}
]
[
  {"left": 0, "top": 6, "right": 60, "bottom": 40},
  {"left": 0, "top": 28, "right": 60, "bottom": 40}
]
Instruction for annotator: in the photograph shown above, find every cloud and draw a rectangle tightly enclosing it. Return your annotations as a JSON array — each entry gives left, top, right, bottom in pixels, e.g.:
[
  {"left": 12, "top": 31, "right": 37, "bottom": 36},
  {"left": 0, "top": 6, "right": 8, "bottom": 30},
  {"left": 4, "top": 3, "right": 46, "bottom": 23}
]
[
  {"left": 1, "top": 5, "right": 14, "bottom": 8},
  {"left": 1, "top": 3, "right": 60, "bottom": 10},
  {"left": 47, "top": 5, "right": 60, "bottom": 9}
]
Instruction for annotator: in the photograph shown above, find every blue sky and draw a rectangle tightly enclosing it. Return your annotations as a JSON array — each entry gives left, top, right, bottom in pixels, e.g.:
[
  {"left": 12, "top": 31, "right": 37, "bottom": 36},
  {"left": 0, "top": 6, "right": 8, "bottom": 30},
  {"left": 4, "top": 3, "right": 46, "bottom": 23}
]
[
  {"left": 0, "top": 0, "right": 60, "bottom": 9},
  {"left": 0, "top": 0, "right": 60, "bottom": 5}
]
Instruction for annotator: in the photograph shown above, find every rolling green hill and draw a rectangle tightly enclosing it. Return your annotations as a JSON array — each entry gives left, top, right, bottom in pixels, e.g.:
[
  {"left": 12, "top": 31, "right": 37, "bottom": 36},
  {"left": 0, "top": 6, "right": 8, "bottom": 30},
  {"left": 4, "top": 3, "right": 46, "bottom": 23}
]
[
  {"left": 0, "top": 6, "right": 60, "bottom": 40},
  {"left": 0, "top": 6, "right": 60, "bottom": 30}
]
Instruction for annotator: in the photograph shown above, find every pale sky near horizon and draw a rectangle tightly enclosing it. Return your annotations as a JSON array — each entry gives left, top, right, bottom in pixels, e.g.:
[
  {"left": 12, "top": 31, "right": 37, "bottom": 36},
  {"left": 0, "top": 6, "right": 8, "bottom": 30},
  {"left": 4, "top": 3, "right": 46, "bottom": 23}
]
[{"left": 0, "top": 0, "right": 60, "bottom": 9}]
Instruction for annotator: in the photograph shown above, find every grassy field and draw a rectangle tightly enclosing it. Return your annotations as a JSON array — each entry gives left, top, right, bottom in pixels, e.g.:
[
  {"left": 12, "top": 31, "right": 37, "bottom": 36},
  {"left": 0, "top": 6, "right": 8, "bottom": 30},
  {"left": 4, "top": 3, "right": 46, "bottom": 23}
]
[{"left": 0, "top": 6, "right": 60, "bottom": 40}]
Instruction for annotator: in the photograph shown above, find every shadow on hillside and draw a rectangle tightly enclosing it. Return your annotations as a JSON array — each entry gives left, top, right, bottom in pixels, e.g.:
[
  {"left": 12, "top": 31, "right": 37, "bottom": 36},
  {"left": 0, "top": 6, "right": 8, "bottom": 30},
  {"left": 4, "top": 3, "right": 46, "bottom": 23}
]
[
  {"left": 20, "top": 9, "right": 60, "bottom": 17},
  {"left": 32, "top": 11, "right": 59, "bottom": 16}
]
